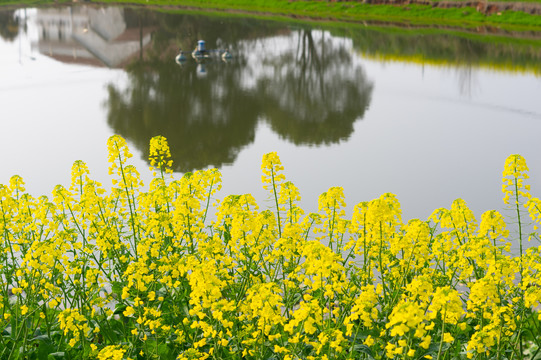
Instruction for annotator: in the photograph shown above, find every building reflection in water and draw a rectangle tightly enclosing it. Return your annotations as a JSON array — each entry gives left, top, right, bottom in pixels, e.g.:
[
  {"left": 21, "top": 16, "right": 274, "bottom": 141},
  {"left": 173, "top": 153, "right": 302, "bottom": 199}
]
[{"left": 33, "top": 6, "right": 153, "bottom": 68}]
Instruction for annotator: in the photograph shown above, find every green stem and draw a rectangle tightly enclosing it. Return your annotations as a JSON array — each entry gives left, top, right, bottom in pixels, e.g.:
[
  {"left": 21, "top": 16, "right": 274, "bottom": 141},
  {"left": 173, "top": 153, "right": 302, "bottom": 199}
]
[
  {"left": 436, "top": 312, "right": 446, "bottom": 360},
  {"left": 378, "top": 222, "right": 389, "bottom": 304},
  {"left": 202, "top": 178, "right": 215, "bottom": 223},
  {"left": 513, "top": 175, "right": 524, "bottom": 285},
  {"left": 117, "top": 151, "right": 139, "bottom": 260},
  {"left": 329, "top": 199, "right": 336, "bottom": 251},
  {"left": 270, "top": 167, "right": 282, "bottom": 238}
]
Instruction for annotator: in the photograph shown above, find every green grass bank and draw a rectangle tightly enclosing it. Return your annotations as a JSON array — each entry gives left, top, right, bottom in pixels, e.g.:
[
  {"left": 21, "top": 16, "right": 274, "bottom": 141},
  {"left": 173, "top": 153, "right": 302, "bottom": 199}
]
[{"left": 3, "top": 0, "right": 541, "bottom": 31}]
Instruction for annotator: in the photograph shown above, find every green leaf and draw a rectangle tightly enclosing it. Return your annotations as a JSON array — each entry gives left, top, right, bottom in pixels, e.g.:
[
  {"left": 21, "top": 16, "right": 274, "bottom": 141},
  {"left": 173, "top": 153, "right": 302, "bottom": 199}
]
[
  {"left": 31, "top": 334, "right": 51, "bottom": 342},
  {"left": 354, "top": 344, "right": 375, "bottom": 359},
  {"left": 113, "top": 304, "right": 128, "bottom": 315},
  {"left": 3, "top": 325, "right": 12, "bottom": 336},
  {"left": 111, "top": 281, "right": 123, "bottom": 294},
  {"left": 48, "top": 352, "right": 65, "bottom": 359}
]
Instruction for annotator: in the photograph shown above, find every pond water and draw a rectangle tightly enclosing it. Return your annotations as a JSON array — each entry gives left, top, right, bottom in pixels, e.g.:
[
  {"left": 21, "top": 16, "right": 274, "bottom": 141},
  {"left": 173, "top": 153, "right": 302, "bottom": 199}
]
[{"left": 1, "top": 5, "right": 541, "bottom": 222}]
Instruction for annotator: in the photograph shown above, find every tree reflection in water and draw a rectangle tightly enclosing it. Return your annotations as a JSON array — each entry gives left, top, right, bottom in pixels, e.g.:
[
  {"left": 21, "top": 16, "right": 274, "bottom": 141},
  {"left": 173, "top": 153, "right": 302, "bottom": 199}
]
[
  {"left": 105, "top": 10, "right": 373, "bottom": 172},
  {"left": 258, "top": 30, "right": 372, "bottom": 145},
  {"left": 0, "top": 9, "right": 21, "bottom": 42}
]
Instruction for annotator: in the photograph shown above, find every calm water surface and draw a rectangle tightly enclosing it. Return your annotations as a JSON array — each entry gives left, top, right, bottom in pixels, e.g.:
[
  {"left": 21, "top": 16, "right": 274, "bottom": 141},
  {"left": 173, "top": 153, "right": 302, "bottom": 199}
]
[{"left": 1, "top": 5, "right": 541, "bottom": 222}]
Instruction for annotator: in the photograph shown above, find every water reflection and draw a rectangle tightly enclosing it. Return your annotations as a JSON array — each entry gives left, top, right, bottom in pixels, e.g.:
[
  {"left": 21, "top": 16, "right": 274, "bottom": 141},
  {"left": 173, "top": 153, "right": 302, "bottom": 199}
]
[
  {"left": 106, "top": 58, "right": 262, "bottom": 172},
  {"left": 0, "top": 10, "right": 20, "bottom": 42},
  {"left": 0, "top": 5, "right": 372, "bottom": 172},
  {"left": 348, "top": 29, "right": 541, "bottom": 82},
  {"left": 31, "top": 7, "right": 153, "bottom": 67},
  {"left": 258, "top": 30, "right": 372, "bottom": 145},
  {"left": 102, "top": 11, "right": 373, "bottom": 172}
]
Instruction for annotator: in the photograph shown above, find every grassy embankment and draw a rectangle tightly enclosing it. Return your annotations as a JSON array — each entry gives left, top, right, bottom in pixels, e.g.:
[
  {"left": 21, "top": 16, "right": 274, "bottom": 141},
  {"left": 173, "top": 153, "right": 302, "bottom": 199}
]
[
  {"left": 100, "top": 0, "right": 541, "bottom": 30},
  {"left": 3, "top": 0, "right": 541, "bottom": 30}
]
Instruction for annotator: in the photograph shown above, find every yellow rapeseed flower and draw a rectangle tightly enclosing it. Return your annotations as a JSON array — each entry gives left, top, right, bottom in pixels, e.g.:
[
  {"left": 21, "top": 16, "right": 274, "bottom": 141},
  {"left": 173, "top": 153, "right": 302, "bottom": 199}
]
[{"left": 98, "top": 345, "right": 126, "bottom": 360}]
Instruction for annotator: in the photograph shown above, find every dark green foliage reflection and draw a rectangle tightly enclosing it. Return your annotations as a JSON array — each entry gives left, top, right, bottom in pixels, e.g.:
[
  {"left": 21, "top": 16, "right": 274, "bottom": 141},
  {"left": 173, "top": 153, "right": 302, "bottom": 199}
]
[{"left": 104, "top": 10, "right": 373, "bottom": 172}]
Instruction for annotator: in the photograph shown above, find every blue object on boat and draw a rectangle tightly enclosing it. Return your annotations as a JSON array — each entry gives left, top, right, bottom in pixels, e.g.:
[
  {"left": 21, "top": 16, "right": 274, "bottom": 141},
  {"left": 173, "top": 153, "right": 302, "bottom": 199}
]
[{"left": 197, "top": 40, "right": 206, "bottom": 52}]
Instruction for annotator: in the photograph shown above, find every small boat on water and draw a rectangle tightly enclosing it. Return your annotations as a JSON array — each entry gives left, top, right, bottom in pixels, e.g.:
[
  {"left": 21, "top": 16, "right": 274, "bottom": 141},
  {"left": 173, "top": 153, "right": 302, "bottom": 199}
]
[
  {"left": 175, "top": 48, "right": 187, "bottom": 64},
  {"left": 221, "top": 50, "right": 232, "bottom": 61}
]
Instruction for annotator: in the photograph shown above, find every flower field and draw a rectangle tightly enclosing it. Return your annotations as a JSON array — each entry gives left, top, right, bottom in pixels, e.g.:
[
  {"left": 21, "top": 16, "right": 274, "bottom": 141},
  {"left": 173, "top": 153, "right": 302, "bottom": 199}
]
[{"left": 0, "top": 135, "right": 540, "bottom": 360}]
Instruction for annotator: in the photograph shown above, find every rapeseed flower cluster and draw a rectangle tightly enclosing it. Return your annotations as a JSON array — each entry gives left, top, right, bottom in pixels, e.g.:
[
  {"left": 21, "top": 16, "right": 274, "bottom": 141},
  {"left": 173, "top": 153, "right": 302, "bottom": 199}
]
[{"left": 0, "top": 138, "right": 539, "bottom": 360}]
